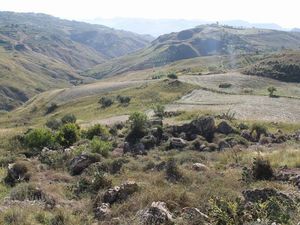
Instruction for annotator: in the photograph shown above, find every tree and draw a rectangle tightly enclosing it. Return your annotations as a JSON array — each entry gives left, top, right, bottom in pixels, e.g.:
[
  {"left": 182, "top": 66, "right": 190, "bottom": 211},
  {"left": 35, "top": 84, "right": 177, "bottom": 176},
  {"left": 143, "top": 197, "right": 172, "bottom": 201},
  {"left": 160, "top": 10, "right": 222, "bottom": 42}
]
[
  {"left": 267, "top": 86, "right": 277, "bottom": 97},
  {"left": 99, "top": 97, "right": 114, "bottom": 108},
  {"left": 61, "top": 114, "right": 77, "bottom": 124},
  {"left": 129, "top": 112, "right": 148, "bottom": 132}
]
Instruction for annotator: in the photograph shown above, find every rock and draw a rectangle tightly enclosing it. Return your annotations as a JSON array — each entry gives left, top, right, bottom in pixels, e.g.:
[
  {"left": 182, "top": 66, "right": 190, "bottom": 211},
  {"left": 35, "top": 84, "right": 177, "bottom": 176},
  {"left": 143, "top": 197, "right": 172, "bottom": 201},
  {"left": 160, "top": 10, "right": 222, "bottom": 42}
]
[
  {"left": 103, "top": 181, "right": 139, "bottom": 204},
  {"left": 276, "top": 168, "right": 300, "bottom": 189},
  {"left": 241, "top": 130, "right": 255, "bottom": 142},
  {"left": 124, "top": 142, "right": 146, "bottom": 155},
  {"left": 150, "top": 119, "right": 163, "bottom": 127},
  {"left": 111, "top": 148, "right": 124, "bottom": 157},
  {"left": 217, "top": 121, "right": 235, "bottom": 135},
  {"left": 218, "top": 140, "right": 231, "bottom": 150},
  {"left": 141, "top": 135, "right": 157, "bottom": 150},
  {"left": 4, "top": 163, "right": 30, "bottom": 186},
  {"left": 259, "top": 136, "right": 272, "bottom": 145},
  {"left": 181, "top": 207, "right": 209, "bottom": 223},
  {"left": 242, "top": 188, "right": 294, "bottom": 205},
  {"left": 137, "top": 201, "right": 174, "bottom": 225},
  {"left": 170, "top": 138, "right": 187, "bottom": 149},
  {"left": 69, "top": 153, "right": 100, "bottom": 175},
  {"left": 192, "top": 163, "right": 209, "bottom": 172},
  {"left": 191, "top": 116, "right": 216, "bottom": 140},
  {"left": 94, "top": 203, "right": 111, "bottom": 219}
]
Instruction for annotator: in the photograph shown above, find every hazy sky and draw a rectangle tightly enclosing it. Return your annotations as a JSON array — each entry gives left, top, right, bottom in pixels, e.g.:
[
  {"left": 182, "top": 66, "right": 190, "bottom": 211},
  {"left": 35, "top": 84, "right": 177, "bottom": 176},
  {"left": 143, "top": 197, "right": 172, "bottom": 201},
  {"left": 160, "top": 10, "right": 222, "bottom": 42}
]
[{"left": 1, "top": 0, "right": 299, "bottom": 28}]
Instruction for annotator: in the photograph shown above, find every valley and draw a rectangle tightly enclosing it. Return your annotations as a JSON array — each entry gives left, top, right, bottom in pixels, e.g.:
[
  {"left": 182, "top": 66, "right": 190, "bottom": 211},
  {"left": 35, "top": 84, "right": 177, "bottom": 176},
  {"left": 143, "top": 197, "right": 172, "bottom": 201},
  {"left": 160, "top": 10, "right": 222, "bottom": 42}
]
[{"left": 0, "top": 11, "right": 299, "bottom": 225}]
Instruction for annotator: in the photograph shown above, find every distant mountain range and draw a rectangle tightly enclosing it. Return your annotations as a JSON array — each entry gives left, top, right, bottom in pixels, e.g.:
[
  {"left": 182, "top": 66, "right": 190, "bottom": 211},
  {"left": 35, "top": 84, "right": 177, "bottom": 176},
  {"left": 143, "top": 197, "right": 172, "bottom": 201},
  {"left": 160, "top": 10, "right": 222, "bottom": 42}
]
[{"left": 87, "top": 18, "right": 296, "bottom": 37}]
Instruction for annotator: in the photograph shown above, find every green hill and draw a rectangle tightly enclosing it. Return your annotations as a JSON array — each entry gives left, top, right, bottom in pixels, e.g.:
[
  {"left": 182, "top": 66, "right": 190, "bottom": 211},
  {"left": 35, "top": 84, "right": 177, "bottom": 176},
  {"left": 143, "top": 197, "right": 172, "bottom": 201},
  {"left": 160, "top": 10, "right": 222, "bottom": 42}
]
[
  {"left": 0, "top": 12, "right": 151, "bottom": 110},
  {"left": 86, "top": 24, "right": 300, "bottom": 78}
]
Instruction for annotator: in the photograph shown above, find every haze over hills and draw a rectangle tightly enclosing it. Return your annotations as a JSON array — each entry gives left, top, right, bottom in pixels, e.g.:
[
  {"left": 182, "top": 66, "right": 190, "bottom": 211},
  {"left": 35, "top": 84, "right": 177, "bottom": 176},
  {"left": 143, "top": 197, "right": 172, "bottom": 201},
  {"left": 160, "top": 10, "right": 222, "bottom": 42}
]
[
  {"left": 0, "top": 11, "right": 151, "bottom": 110},
  {"left": 87, "top": 18, "right": 291, "bottom": 37},
  {"left": 86, "top": 24, "right": 300, "bottom": 79}
]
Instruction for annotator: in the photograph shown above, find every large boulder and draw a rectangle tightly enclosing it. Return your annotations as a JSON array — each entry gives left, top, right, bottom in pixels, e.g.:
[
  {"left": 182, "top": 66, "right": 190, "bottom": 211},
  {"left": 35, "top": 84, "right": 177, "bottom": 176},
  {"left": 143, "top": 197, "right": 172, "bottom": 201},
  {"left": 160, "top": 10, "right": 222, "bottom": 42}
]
[
  {"left": 137, "top": 201, "right": 174, "bottom": 225},
  {"left": 170, "top": 138, "right": 187, "bottom": 149},
  {"left": 4, "top": 162, "right": 30, "bottom": 186},
  {"left": 217, "top": 121, "right": 235, "bottom": 135},
  {"left": 191, "top": 116, "right": 216, "bottom": 140},
  {"left": 69, "top": 153, "right": 100, "bottom": 175},
  {"left": 103, "top": 181, "right": 139, "bottom": 204}
]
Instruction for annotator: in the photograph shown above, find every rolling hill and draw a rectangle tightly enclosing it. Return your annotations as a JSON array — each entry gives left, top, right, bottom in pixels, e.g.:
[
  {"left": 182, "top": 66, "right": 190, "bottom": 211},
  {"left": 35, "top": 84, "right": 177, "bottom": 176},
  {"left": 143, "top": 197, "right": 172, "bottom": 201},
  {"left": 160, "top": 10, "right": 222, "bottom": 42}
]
[
  {"left": 0, "top": 12, "right": 151, "bottom": 110},
  {"left": 86, "top": 24, "right": 300, "bottom": 79}
]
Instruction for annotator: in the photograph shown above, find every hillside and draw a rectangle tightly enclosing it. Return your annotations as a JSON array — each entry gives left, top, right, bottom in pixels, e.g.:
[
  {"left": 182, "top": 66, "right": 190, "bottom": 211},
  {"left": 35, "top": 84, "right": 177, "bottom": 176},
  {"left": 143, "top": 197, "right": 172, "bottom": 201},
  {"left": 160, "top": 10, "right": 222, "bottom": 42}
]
[
  {"left": 86, "top": 24, "right": 300, "bottom": 79},
  {"left": 243, "top": 51, "right": 300, "bottom": 82},
  {"left": 0, "top": 12, "right": 151, "bottom": 110}
]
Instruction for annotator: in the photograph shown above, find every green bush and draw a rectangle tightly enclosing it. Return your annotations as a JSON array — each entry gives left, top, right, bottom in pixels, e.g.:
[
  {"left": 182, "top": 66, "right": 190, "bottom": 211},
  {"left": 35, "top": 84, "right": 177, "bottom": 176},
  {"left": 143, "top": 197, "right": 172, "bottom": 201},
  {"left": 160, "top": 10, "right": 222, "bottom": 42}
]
[
  {"left": 167, "top": 73, "right": 178, "bottom": 79},
  {"left": 129, "top": 112, "right": 148, "bottom": 133},
  {"left": 251, "top": 123, "right": 268, "bottom": 140},
  {"left": 46, "top": 118, "right": 62, "bottom": 130},
  {"left": 90, "top": 138, "right": 112, "bottom": 157},
  {"left": 267, "top": 86, "right": 277, "bottom": 97},
  {"left": 56, "top": 123, "right": 80, "bottom": 147},
  {"left": 153, "top": 104, "right": 165, "bottom": 119},
  {"left": 10, "top": 183, "right": 44, "bottom": 201},
  {"left": 23, "top": 128, "right": 55, "bottom": 152},
  {"left": 165, "top": 158, "right": 182, "bottom": 182},
  {"left": 117, "top": 95, "right": 131, "bottom": 105},
  {"left": 46, "top": 103, "right": 58, "bottom": 114},
  {"left": 85, "top": 124, "right": 109, "bottom": 140},
  {"left": 61, "top": 114, "right": 77, "bottom": 124},
  {"left": 219, "top": 83, "right": 232, "bottom": 88},
  {"left": 99, "top": 96, "right": 114, "bottom": 108}
]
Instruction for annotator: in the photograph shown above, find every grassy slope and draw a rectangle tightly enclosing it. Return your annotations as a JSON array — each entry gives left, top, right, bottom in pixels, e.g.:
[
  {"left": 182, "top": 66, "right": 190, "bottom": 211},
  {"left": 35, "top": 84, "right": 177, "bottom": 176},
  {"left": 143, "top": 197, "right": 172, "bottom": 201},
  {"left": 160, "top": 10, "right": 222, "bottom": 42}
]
[{"left": 85, "top": 25, "right": 300, "bottom": 79}]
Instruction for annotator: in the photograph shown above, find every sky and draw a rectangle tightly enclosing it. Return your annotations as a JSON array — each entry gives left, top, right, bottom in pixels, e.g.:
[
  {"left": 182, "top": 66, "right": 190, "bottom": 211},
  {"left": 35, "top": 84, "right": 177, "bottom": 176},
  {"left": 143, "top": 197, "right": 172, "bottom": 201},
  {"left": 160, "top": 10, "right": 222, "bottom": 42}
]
[{"left": 0, "top": 0, "right": 299, "bottom": 28}]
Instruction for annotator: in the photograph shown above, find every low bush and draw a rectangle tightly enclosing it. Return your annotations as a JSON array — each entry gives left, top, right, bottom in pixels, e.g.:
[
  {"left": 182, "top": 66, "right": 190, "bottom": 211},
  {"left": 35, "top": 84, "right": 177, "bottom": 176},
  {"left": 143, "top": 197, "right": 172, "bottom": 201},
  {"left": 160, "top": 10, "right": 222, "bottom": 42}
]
[
  {"left": 23, "top": 128, "right": 55, "bottom": 153},
  {"left": 61, "top": 114, "right": 77, "bottom": 124},
  {"left": 90, "top": 138, "right": 112, "bottom": 157},
  {"left": 46, "top": 103, "right": 58, "bottom": 114},
  {"left": 165, "top": 158, "right": 183, "bottom": 182},
  {"left": 167, "top": 73, "right": 178, "bottom": 79},
  {"left": 85, "top": 124, "right": 109, "bottom": 140},
  {"left": 252, "top": 157, "right": 274, "bottom": 180},
  {"left": 218, "top": 83, "right": 232, "bottom": 88},
  {"left": 10, "top": 183, "right": 44, "bottom": 201},
  {"left": 46, "top": 118, "right": 62, "bottom": 130},
  {"left": 117, "top": 95, "right": 131, "bottom": 105},
  {"left": 251, "top": 123, "right": 268, "bottom": 140},
  {"left": 99, "top": 96, "right": 114, "bottom": 108}
]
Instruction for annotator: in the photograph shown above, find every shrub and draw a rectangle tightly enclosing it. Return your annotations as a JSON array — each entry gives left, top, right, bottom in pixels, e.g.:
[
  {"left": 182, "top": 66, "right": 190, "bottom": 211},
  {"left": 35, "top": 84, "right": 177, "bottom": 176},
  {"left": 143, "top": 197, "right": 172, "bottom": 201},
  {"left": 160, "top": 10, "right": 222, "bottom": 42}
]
[
  {"left": 252, "top": 157, "right": 274, "bottom": 180},
  {"left": 99, "top": 96, "right": 113, "bottom": 108},
  {"left": 251, "top": 123, "right": 268, "bottom": 140},
  {"left": 153, "top": 104, "right": 165, "bottom": 119},
  {"left": 167, "top": 73, "right": 178, "bottom": 79},
  {"left": 165, "top": 158, "right": 182, "bottom": 182},
  {"left": 267, "top": 86, "right": 277, "bottom": 97},
  {"left": 110, "top": 158, "right": 128, "bottom": 174},
  {"left": 23, "top": 128, "right": 55, "bottom": 152},
  {"left": 56, "top": 123, "right": 80, "bottom": 147},
  {"left": 90, "top": 138, "right": 112, "bottom": 157},
  {"left": 85, "top": 124, "right": 109, "bottom": 140},
  {"left": 46, "top": 118, "right": 62, "bottom": 130},
  {"left": 219, "top": 83, "right": 232, "bottom": 88},
  {"left": 90, "top": 170, "right": 112, "bottom": 192},
  {"left": 46, "top": 103, "right": 58, "bottom": 114},
  {"left": 129, "top": 112, "right": 148, "bottom": 133},
  {"left": 49, "top": 210, "right": 68, "bottom": 225},
  {"left": 117, "top": 95, "right": 131, "bottom": 105},
  {"left": 61, "top": 114, "right": 77, "bottom": 124}
]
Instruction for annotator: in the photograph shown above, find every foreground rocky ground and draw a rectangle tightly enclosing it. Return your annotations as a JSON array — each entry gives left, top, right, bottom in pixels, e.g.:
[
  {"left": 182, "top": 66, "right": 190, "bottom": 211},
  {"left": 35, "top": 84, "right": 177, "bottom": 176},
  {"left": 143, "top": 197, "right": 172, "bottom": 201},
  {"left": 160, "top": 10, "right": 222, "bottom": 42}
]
[{"left": 0, "top": 112, "right": 300, "bottom": 224}]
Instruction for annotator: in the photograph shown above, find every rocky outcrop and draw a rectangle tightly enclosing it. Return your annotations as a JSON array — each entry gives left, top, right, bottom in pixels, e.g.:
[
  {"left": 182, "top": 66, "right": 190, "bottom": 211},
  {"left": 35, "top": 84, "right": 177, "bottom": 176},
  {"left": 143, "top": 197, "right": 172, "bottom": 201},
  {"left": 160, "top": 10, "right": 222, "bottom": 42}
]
[
  {"left": 94, "top": 203, "right": 111, "bottom": 220},
  {"left": 217, "top": 121, "right": 235, "bottom": 135},
  {"left": 137, "top": 201, "right": 174, "bottom": 225}
]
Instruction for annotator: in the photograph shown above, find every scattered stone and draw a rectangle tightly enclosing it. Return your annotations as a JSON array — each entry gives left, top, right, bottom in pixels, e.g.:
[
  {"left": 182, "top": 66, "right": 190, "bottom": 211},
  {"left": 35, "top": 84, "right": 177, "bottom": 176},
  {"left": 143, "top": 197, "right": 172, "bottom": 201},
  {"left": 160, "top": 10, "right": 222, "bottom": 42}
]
[
  {"left": 181, "top": 207, "right": 209, "bottom": 223},
  {"left": 217, "top": 121, "right": 235, "bottom": 135},
  {"left": 137, "top": 201, "right": 174, "bottom": 225},
  {"left": 170, "top": 138, "right": 187, "bottom": 149},
  {"left": 192, "top": 163, "right": 209, "bottom": 172},
  {"left": 103, "top": 181, "right": 139, "bottom": 204},
  {"left": 69, "top": 153, "right": 100, "bottom": 175},
  {"left": 94, "top": 203, "right": 111, "bottom": 220}
]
